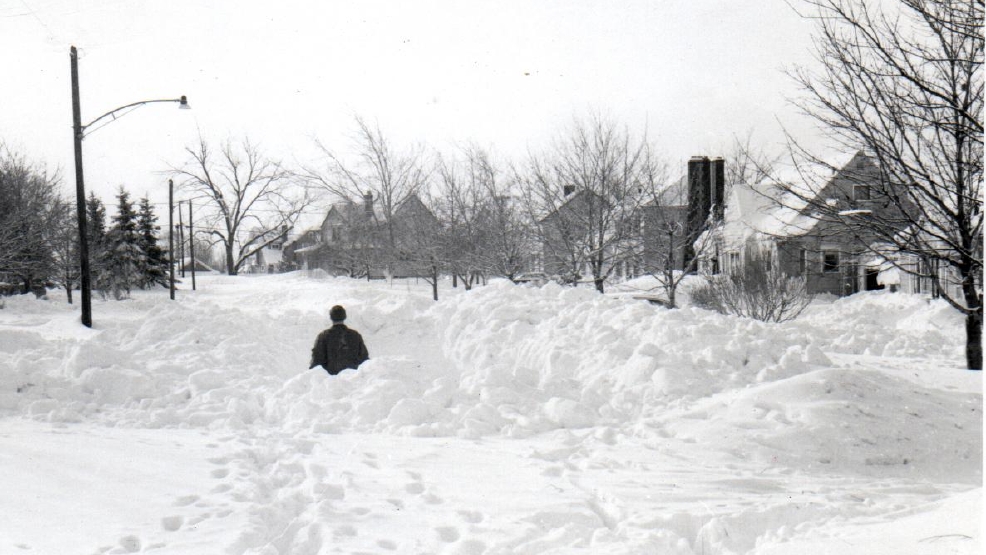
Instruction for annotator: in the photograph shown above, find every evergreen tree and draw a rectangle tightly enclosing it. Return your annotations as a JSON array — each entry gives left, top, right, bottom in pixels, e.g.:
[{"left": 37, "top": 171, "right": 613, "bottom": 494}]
[
  {"left": 100, "top": 187, "right": 144, "bottom": 299},
  {"left": 86, "top": 192, "right": 108, "bottom": 290},
  {"left": 137, "top": 196, "right": 169, "bottom": 289}
]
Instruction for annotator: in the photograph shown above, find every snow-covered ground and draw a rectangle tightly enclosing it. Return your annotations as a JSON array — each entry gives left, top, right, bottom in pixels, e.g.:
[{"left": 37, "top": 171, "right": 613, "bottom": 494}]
[{"left": 0, "top": 273, "right": 980, "bottom": 554}]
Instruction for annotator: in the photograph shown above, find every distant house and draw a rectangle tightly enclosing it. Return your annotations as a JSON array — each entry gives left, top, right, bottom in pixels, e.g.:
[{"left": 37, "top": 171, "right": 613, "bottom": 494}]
[
  {"left": 698, "top": 151, "right": 915, "bottom": 297},
  {"left": 285, "top": 192, "right": 439, "bottom": 278},
  {"left": 538, "top": 187, "right": 610, "bottom": 281},
  {"left": 245, "top": 226, "right": 289, "bottom": 273},
  {"left": 535, "top": 157, "right": 726, "bottom": 286}
]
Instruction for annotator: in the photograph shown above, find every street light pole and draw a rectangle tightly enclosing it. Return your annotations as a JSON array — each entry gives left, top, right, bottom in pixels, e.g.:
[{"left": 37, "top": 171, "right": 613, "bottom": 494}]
[
  {"left": 69, "top": 45, "right": 189, "bottom": 327},
  {"left": 169, "top": 179, "right": 175, "bottom": 301},
  {"left": 188, "top": 200, "right": 197, "bottom": 291},
  {"left": 70, "top": 46, "right": 93, "bottom": 327}
]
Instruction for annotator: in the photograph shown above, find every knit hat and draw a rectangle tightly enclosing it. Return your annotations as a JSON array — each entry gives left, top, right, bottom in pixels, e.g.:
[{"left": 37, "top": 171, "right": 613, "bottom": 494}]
[{"left": 330, "top": 305, "right": 347, "bottom": 322}]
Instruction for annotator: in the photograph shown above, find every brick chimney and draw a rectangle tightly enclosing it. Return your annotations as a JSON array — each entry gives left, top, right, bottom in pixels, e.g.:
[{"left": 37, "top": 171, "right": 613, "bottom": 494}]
[
  {"left": 710, "top": 157, "right": 725, "bottom": 221},
  {"left": 686, "top": 156, "right": 711, "bottom": 235},
  {"left": 363, "top": 192, "right": 374, "bottom": 219}
]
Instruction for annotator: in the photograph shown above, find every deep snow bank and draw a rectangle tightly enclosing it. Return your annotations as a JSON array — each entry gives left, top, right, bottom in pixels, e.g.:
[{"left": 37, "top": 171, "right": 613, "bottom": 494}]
[{"left": 0, "top": 274, "right": 978, "bottom": 483}]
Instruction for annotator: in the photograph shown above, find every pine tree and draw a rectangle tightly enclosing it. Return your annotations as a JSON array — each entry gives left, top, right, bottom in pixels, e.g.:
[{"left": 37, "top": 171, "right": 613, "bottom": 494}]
[
  {"left": 100, "top": 187, "right": 144, "bottom": 299},
  {"left": 137, "top": 196, "right": 169, "bottom": 289},
  {"left": 86, "top": 192, "right": 108, "bottom": 291}
]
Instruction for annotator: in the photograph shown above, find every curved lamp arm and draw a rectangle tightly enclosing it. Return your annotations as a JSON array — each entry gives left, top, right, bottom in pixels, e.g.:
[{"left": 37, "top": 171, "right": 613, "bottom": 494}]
[{"left": 82, "top": 96, "right": 189, "bottom": 137}]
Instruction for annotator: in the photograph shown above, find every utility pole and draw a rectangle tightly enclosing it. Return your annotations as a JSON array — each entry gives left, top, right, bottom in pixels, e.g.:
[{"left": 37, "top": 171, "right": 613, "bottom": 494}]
[
  {"left": 71, "top": 46, "right": 93, "bottom": 327},
  {"left": 168, "top": 179, "right": 175, "bottom": 300},
  {"left": 188, "top": 200, "right": 196, "bottom": 290},
  {"left": 68, "top": 45, "right": 189, "bottom": 327},
  {"left": 178, "top": 203, "right": 186, "bottom": 278}
]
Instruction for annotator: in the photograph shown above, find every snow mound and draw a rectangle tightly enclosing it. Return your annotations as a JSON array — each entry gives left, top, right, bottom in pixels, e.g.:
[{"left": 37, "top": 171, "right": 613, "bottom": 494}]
[{"left": 0, "top": 274, "right": 977, "bottom": 484}]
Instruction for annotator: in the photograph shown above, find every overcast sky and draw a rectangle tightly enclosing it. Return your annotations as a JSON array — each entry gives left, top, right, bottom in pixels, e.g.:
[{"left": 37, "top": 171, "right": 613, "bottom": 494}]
[{"left": 1, "top": 0, "right": 826, "bottom": 211}]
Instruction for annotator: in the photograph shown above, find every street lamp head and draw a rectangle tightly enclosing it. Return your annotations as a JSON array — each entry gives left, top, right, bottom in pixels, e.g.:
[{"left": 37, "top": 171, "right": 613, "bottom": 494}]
[{"left": 179, "top": 95, "right": 191, "bottom": 109}]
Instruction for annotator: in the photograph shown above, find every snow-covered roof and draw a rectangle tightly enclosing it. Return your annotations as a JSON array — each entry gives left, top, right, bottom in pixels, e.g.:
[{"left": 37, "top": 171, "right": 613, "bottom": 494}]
[{"left": 711, "top": 179, "right": 815, "bottom": 251}]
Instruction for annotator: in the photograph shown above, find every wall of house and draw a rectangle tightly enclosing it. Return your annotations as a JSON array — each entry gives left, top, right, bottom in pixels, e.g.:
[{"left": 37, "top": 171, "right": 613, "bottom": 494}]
[{"left": 641, "top": 205, "right": 689, "bottom": 272}]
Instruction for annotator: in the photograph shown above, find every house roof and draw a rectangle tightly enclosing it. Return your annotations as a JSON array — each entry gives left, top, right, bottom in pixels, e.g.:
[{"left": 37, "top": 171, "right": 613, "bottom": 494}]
[
  {"left": 710, "top": 179, "right": 814, "bottom": 251},
  {"left": 709, "top": 151, "right": 881, "bottom": 251},
  {"left": 641, "top": 174, "right": 688, "bottom": 208}
]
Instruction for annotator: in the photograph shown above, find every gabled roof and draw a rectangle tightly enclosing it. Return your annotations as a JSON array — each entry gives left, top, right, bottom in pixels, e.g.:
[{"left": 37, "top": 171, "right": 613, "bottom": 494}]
[
  {"left": 641, "top": 174, "right": 688, "bottom": 208},
  {"left": 712, "top": 179, "right": 813, "bottom": 250},
  {"left": 539, "top": 188, "right": 609, "bottom": 224},
  {"left": 711, "top": 151, "right": 882, "bottom": 250}
]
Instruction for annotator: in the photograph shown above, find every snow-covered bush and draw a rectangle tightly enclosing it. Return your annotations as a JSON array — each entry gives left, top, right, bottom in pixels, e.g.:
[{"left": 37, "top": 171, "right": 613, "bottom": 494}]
[{"left": 691, "top": 245, "right": 813, "bottom": 323}]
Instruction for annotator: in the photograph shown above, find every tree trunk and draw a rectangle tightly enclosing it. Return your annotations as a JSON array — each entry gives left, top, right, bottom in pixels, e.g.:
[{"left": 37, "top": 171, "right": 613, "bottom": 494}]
[
  {"left": 431, "top": 265, "right": 439, "bottom": 301},
  {"left": 65, "top": 284, "right": 73, "bottom": 305},
  {"left": 226, "top": 245, "right": 237, "bottom": 276},
  {"left": 594, "top": 277, "right": 605, "bottom": 294},
  {"left": 966, "top": 310, "right": 982, "bottom": 371}
]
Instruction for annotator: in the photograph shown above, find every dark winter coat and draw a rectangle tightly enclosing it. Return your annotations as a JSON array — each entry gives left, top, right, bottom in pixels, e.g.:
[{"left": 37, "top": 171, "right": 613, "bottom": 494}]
[{"left": 310, "top": 324, "right": 369, "bottom": 375}]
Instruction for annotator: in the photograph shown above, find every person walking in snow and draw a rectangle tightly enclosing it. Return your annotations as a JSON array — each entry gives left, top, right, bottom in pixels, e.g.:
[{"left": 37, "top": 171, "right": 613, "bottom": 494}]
[{"left": 310, "top": 305, "right": 369, "bottom": 375}]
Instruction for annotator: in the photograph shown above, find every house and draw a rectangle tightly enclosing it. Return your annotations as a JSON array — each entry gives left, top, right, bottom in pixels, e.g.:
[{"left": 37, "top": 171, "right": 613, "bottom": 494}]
[
  {"left": 639, "top": 156, "right": 725, "bottom": 274},
  {"left": 538, "top": 187, "right": 610, "bottom": 280},
  {"left": 535, "top": 156, "right": 725, "bottom": 286},
  {"left": 697, "top": 151, "right": 914, "bottom": 297},
  {"left": 245, "top": 225, "right": 289, "bottom": 273},
  {"left": 285, "top": 192, "right": 440, "bottom": 278}
]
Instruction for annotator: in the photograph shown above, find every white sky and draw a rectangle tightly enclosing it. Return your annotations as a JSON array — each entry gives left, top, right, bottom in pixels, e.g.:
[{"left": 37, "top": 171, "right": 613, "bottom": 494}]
[{"left": 0, "top": 0, "right": 826, "bottom": 211}]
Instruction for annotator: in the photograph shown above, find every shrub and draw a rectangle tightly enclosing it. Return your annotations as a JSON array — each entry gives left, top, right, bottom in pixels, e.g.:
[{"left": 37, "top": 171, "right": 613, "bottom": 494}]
[{"left": 691, "top": 245, "right": 813, "bottom": 323}]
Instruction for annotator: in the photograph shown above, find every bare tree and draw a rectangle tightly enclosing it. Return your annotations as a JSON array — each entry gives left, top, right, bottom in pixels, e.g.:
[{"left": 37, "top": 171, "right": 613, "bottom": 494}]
[
  {"left": 433, "top": 152, "right": 481, "bottom": 289},
  {"left": 305, "top": 116, "right": 430, "bottom": 271},
  {"left": 170, "top": 137, "right": 312, "bottom": 275},
  {"left": 50, "top": 199, "right": 80, "bottom": 303},
  {"left": 433, "top": 145, "right": 529, "bottom": 287},
  {"left": 519, "top": 115, "right": 652, "bottom": 293},
  {"left": 467, "top": 146, "right": 534, "bottom": 282},
  {"left": 787, "top": 0, "right": 983, "bottom": 369},
  {"left": 727, "top": 131, "right": 782, "bottom": 189}
]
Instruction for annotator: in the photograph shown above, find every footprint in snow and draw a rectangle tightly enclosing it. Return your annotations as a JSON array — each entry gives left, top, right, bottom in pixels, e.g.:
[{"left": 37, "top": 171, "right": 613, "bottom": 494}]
[
  {"left": 174, "top": 495, "right": 199, "bottom": 507},
  {"left": 161, "top": 516, "right": 184, "bottom": 531},
  {"left": 116, "top": 535, "right": 141, "bottom": 553},
  {"left": 457, "top": 510, "right": 484, "bottom": 524},
  {"left": 435, "top": 526, "right": 460, "bottom": 542},
  {"left": 423, "top": 493, "right": 444, "bottom": 505},
  {"left": 333, "top": 524, "right": 358, "bottom": 538},
  {"left": 211, "top": 468, "right": 229, "bottom": 479}
]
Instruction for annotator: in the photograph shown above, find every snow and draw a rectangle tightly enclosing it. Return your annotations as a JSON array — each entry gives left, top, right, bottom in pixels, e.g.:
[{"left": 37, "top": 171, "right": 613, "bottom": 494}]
[
  {"left": 0, "top": 273, "right": 981, "bottom": 554},
  {"left": 707, "top": 180, "right": 816, "bottom": 252}
]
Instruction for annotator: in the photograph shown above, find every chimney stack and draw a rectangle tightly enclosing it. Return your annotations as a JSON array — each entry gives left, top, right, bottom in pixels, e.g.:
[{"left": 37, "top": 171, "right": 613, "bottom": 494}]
[
  {"left": 710, "top": 157, "right": 725, "bottom": 221},
  {"left": 687, "top": 156, "right": 711, "bottom": 233},
  {"left": 363, "top": 192, "right": 374, "bottom": 219}
]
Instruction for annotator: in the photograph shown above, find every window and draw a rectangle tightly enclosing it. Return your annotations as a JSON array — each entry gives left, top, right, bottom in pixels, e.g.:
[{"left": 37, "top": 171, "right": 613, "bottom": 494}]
[
  {"left": 728, "top": 252, "right": 739, "bottom": 272},
  {"left": 823, "top": 250, "right": 840, "bottom": 273},
  {"left": 798, "top": 249, "right": 808, "bottom": 275},
  {"left": 854, "top": 183, "right": 871, "bottom": 201}
]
